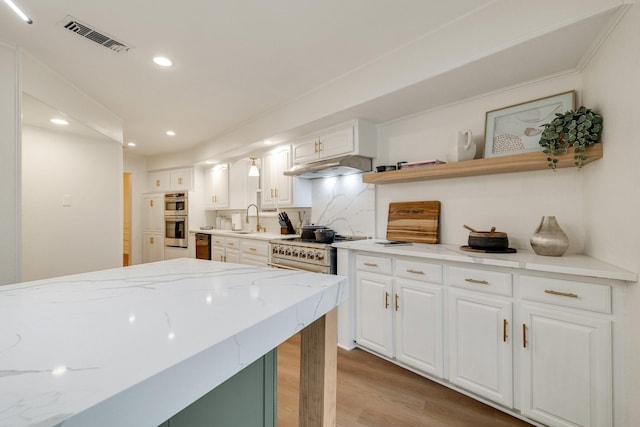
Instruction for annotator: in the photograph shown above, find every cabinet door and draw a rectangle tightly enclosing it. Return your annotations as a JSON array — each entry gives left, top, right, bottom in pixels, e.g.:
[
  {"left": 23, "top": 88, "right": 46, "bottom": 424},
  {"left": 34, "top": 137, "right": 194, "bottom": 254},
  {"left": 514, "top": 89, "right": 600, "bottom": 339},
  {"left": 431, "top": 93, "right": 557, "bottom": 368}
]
[
  {"left": 318, "top": 126, "right": 354, "bottom": 159},
  {"left": 394, "top": 278, "right": 443, "bottom": 378},
  {"left": 204, "top": 164, "right": 229, "bottom": 209},
  {"left": 225, "top": 248, "right": 240, "bottom": 264},
  {"left": 142, "top": 232, "right": 164, "bottom": 263},
  {"left": 448, "top": 289, "right": 513, "bottom": 407},
  {"left": 355, "top": 271, "right": 393, "bottom": 358},
  {"left": 519, "top": 304, "right": 612, "bottom": 427},
  {"left": 147, "top": 171, "right": 170, "bottom": 192},
  {"left": 212, "top": 246, "right": 225, "bottom": 262},
  {"left": 274, "top": 146, "right": 292, "bottom": 206},
  {"left": 170, "top": 168, "right": 193, "bottom": 191},
  {"left": 143, "top": 195, "right": 164, "bottom": 231},
  {"left": 261, "top": 146, "right": 292, "bottom": 209},
  {"left": 292, "top": 137, "right": 319, "bottom": 164}
]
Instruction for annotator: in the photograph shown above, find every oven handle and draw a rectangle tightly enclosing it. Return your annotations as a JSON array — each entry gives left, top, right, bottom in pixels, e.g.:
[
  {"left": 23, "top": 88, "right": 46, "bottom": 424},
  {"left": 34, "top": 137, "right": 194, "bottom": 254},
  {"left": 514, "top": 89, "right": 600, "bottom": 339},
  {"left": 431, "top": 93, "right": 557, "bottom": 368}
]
[{"left": 267, "top": 262, "right": 308, "bottom": 272}]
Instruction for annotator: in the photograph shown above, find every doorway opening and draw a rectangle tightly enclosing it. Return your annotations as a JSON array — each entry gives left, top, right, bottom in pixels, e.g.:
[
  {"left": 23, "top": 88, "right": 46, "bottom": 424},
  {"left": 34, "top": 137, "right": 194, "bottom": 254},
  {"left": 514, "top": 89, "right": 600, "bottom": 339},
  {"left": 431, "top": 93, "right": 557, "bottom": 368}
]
[{"left": 123, "top": 172, "right": 131, "bottom": 266}]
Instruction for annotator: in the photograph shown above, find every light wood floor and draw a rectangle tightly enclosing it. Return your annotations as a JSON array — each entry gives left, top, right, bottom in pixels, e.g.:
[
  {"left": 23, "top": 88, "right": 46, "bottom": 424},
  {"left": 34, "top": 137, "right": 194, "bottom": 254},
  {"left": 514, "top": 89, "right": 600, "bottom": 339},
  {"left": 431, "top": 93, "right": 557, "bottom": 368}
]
[{"left": 277, "top": 334, "right": 533, "bottom": 427}]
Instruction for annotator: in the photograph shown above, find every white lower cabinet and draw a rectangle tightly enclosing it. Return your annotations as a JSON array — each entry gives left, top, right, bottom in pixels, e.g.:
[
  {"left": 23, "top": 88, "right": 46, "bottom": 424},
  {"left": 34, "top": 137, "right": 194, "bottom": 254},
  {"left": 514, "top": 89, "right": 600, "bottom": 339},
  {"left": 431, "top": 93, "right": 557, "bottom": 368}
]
[
  {"left": 394, "top": 278, "right": 443, "bottom": 377},
  {"left": 350, "top": 250, "right": 622, "bottom": 427},
  {"left": 142, "top": 232, "right": 164, "bottom": 263},
  {"left": 355, "top": 255, "right": 444, "bottom": 377},
  {"left": 519, "top": 276, "right": 613, "bottom": 427},
  {"left": 355, "top": 270, "right": 393, "bottom": 358},
  {"left": 448, "top": 288, "right": 513, "bottom": 407},
  {"left": 211, "top": 236, "right": 240, "bottom": 263},
  {"left": 240, "top": 239, "right": 269, "bottom": 266}
]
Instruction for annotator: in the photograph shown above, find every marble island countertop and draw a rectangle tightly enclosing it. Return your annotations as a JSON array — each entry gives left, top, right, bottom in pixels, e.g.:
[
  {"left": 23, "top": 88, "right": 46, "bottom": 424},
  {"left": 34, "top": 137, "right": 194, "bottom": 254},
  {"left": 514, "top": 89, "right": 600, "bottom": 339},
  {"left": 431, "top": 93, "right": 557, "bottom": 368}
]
[
  {"left": 332, "top": 239, "right": 637, "bottom": 282},
  {"left": 0, "top": 259, "right": 347, "bottom": 427}
]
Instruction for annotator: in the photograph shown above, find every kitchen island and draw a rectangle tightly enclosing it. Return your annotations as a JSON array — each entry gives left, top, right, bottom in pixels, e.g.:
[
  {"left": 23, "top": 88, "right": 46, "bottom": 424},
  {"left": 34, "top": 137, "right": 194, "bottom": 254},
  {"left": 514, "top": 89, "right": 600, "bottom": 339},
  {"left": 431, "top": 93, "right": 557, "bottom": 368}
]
[{"left": 0, "top": 258, "right": 347, "bottom": 427}]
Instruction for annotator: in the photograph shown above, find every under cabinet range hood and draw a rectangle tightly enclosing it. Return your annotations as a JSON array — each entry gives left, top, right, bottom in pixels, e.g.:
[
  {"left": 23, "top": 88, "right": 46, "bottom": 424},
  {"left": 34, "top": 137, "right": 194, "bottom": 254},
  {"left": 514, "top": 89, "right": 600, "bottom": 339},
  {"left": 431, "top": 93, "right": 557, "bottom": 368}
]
[{"left": 283, "top": 155, "right": 372, "bottom": 179}]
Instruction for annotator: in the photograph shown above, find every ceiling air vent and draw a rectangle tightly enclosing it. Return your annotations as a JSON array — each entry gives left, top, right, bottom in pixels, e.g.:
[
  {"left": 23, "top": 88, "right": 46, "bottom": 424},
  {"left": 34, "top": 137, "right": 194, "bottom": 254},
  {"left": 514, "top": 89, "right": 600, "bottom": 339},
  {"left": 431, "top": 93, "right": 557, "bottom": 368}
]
[{"left": 60, "top": 16, "right": 133, "bottom": 53}]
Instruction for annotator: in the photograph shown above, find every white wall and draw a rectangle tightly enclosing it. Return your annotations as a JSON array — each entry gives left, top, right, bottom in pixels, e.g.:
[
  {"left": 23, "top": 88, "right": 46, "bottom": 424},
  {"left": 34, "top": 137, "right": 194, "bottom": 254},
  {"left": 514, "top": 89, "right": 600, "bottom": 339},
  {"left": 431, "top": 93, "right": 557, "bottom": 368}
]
[
  {"left": 22, "top": 126, "right": 122, "bottom": 280},
  {"left": 579, "top": 5, "right": 640, "bottom": 426},
  {"left": 376, "top": 74, "right": 586, "bottom": 250},
  {"left": 0, "top": 42, "right": 20, "bottom": 285}
]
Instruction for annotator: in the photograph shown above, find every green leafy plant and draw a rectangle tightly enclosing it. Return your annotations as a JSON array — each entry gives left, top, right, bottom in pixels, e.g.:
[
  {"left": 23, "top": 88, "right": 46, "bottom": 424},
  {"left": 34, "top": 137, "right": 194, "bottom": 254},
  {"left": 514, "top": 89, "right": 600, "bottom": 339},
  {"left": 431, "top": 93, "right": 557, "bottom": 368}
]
[{"left": 538, "top": 106, "right": 603, "bottom": 170}]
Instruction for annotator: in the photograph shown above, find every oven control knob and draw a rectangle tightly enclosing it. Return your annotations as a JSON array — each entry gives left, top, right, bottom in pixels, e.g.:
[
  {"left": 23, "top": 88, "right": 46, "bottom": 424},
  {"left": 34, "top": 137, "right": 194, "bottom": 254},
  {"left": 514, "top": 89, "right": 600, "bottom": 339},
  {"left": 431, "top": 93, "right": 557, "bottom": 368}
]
[
  {"left": 285, "top": 249, "right": 292, "bottom": 256},
  {"left": 272, "top": 247, "right": 278, "bottom": 254},
  {"left": 299, "top": 251, "right": 307, "bottom": 259},
  {"left": 292, "top": 249, "right": 299, "bottom": 257},
  {"left": 315, "top": 252, "right": 324, "bottom": 260},
  {"left": 278, "top": 247, "right": 285, "bottom": 254}
]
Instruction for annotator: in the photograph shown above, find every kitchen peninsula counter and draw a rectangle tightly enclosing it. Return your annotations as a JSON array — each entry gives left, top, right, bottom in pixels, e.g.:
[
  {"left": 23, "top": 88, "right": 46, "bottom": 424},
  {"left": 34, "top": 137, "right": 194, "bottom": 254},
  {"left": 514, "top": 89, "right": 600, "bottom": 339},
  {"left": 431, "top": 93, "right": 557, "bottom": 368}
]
[
  {"left": 0, "top": 259, "right": 347, "bottom": 427},
  {"left": 332, "top": 239, "right": 637, "bottom": 282}
]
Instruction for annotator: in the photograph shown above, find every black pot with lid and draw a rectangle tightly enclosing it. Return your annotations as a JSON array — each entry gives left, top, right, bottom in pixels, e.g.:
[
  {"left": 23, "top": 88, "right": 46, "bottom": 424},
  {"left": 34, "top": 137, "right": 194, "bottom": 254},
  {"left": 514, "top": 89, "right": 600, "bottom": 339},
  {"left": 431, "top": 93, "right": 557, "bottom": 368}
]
[{"left": 300, "top": 224, "right": 328, "bottom": 241}]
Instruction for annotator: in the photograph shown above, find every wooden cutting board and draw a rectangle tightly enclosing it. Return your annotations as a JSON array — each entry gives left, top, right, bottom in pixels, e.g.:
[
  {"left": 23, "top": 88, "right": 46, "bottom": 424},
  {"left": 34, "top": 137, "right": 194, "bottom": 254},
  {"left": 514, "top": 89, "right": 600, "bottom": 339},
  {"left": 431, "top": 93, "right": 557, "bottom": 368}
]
[{"left": 386, "top": 201, "right": 440, "bottom": 244}]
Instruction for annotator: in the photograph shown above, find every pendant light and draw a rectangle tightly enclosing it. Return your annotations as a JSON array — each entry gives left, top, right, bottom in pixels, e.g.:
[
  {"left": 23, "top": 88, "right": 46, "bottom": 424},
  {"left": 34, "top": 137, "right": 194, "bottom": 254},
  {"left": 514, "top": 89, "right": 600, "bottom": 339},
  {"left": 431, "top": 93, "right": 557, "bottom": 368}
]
[{"left": 248, "top": 157, "right": 259, "bottom": 177}]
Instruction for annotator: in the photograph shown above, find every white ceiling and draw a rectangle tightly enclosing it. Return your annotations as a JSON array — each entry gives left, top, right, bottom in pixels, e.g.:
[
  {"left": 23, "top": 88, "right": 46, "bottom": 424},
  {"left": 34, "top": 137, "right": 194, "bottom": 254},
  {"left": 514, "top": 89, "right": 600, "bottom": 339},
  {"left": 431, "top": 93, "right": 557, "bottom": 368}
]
[{"left": 0, "top": 0, "right": 494, "bottom": 156}]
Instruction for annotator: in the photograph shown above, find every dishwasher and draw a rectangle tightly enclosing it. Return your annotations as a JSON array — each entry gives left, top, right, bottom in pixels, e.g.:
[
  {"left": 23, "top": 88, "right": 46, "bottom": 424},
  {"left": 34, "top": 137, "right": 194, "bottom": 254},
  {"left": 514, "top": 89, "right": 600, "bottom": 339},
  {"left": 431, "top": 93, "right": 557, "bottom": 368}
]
[{"left": 195, "top": 233, "right": 211, "bottom": 260}]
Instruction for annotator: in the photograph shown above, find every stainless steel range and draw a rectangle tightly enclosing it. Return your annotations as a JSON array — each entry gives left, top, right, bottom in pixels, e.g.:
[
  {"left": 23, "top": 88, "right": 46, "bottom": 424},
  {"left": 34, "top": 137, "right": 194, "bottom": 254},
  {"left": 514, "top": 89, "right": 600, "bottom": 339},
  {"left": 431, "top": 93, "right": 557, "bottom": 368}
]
[{"left": 268, "top": 235, "right": 366, "bottom": 274}]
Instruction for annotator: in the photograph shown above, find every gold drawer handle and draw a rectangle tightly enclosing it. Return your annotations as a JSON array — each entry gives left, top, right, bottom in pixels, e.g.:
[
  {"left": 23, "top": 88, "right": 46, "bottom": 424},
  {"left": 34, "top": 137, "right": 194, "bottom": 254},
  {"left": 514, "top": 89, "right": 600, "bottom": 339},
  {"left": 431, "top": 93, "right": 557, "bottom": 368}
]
[
  {"left": 522, "top": 324, "right": 527, "bottom": 348},
  {"left": 407, "top": 269, "right": 424, "bottom": 275},
  {"left": 249, "top": 247, "right": 257, "bottom": 251},
  {"left": 395, "top": 294, "right": 399, "bottom": 311},
  {"left": 385, "top": 292, "right": 390, "bottom": 309},
  {"left": 503, "top": 319, "right": 507, "bottom": 343},
  {"left": 228, "top": 242, "right": 235, "bottom": 246},
  {"left": 544, "top": 289, "right": 578, "bottom": 298},
  {"left": 465, "top": 278, "right": 489, "bottom": 285},
  {"left": 364, "top": 262, "right": 378, "bottom": 267}
]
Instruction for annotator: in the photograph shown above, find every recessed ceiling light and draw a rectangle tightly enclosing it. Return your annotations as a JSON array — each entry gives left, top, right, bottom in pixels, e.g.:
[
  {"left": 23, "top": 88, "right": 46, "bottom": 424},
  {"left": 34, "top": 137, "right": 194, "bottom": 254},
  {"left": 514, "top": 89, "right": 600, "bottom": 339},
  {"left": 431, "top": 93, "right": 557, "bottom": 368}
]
[
  {"left": 3, "top": 0, "right": 32, "bottom": 24},
  {"left": 50, "top": 118, "right": 69, "bottom": 125},
  {"left": 127, "top": 142, "right": 136, "bottom": 147},
  {"left": 153, "top": 56, "right": 172, "bottom": 67},
  {"left": 166, "top": 130, "right": 176, "bottom": 136}
]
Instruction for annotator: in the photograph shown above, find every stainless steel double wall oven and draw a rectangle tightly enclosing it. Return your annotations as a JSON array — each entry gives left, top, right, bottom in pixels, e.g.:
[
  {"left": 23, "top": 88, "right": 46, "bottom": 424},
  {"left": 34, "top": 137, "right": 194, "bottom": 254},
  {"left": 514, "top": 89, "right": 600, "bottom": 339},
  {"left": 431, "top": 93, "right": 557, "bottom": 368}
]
[{"left": 165, "top": 192, "right": 188, "bottom": 248}]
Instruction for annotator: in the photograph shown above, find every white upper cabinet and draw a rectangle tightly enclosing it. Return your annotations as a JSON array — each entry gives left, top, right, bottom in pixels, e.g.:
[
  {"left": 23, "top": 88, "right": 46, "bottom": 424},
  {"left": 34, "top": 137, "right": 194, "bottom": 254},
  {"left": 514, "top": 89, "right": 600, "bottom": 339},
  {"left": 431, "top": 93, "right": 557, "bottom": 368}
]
[
  {"left": 261, "top": 145, "right": 310, "bottom": 209},
  {"left": 292, "top": 120, "right": 376, "bottom": 165},
  {"left": 204, "top": 163, "right": 229, "bottom": 210},
  {"left": 148, "top": 168, "right": 194, "bottom": 192}
]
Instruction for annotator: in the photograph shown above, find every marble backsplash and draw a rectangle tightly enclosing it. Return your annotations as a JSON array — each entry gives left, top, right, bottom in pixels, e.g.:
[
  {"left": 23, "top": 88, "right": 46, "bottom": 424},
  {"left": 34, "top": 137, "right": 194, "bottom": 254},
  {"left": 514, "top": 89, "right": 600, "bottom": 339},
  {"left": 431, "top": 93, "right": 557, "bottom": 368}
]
[{"left": 311, "top": 174, "right": 376, "bottom": 238}]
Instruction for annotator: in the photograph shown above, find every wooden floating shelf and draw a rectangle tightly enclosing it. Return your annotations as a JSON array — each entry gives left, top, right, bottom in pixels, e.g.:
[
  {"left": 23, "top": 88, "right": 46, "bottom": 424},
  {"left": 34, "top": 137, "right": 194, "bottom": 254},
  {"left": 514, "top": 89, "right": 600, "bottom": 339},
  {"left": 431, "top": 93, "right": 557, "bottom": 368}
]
[{"left": 362, "top": 144, "right": 603, "bottom": 185}]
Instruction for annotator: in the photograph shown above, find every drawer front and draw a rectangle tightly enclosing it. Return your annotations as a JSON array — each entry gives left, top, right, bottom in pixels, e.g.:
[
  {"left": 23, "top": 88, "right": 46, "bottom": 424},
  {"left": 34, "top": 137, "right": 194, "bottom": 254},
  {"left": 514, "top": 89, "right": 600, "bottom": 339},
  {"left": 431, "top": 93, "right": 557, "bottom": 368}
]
[
  {"left": 355, "top": 254, "right": 392, "bottom": 275},
  {"left": 240, "top": 239, "right": 269, "bottom": 257},
  {"left": 225, "top": 238, "right": 240, "bottom": 249},
  {"left": 395, "top": 259, "right": 442, "bottom": 284},
  {"left": 448, "top": 266, "right": 512, "bottom": 297},
  {"left": 211, "top": 236, "right": 225, "bottom": 246},
  {"left": 520, "top": 275, "right": 611, "bottom": 314}
]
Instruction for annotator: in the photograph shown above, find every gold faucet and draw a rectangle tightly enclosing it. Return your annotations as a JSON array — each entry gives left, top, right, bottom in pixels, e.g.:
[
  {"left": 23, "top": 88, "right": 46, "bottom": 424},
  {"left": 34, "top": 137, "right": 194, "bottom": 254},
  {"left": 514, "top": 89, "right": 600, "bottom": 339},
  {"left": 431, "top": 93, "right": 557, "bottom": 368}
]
[{"left": 246, "top": 204, "right": 265, "bottom": 232}]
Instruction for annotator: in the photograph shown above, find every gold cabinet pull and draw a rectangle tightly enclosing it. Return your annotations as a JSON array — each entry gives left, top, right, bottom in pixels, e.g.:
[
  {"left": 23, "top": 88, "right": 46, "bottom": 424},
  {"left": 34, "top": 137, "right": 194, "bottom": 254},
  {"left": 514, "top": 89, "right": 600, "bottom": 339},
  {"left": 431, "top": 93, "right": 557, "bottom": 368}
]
[
  {"left": 363, "top": 262, "right": 378, "bottom": 267},
  {"left": 150, "top": 236, "right": 154, "bottom": 244},
  {"left": 395, "top": 294, "right": 399, "bottom": 311},
  {"left": 155, "top": 179, "right": 160, "bottom": 187},
  {"left": 249, "top": 247, "right": 257, "bottom": 251},
  {"left": 178, "top": 177, "right": 183, "bottom": 185},
  {"left": 465, "top": 278, "right": 489, "bottom": 285},
  {"left": 503, "top": 319, "right": 508, "bottom": 342},
  {"left": 544, "top": 289, "right": 578, "bottom": 298},
  {"left": 274, "top": 188, "right": 278, "bottom": 198},
  {"left": 385, "top": 292, "right": 390, "bottom": 309},
  {"left": 228, "top": 242, "right": 234, "bottom": 246},
  {"left": 270, "top": 188, "right": 275, "bottom": 198},
  {"left": 314, "top": 140, "right": 320, "bottom": 153},
  {"left": 150, "top": 199, "right": 154, "bottom": 207},
  {"left": 522, "top": 324, "right": 527, "bottom": 348},
  {"left": 318, "top": 141, "right": 322, "bottom": 152},
  {"left": 407, "top": 269, "right": 424, "bottom": 275}
]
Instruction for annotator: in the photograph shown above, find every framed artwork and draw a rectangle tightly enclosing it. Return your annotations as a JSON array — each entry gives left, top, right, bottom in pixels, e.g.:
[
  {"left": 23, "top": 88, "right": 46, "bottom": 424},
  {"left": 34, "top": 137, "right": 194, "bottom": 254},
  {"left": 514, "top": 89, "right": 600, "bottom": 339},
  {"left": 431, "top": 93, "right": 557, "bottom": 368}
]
[{"left": 484, "top": 91, "right": 576, "bottom": 158}]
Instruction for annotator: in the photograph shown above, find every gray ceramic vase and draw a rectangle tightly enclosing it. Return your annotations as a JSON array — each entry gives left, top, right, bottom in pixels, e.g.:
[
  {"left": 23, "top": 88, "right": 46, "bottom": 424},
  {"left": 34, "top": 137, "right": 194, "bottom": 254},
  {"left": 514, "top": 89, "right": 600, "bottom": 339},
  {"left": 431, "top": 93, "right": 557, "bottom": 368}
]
[{"left": 530, "top": 216, "right": 569, "bottom": 257}]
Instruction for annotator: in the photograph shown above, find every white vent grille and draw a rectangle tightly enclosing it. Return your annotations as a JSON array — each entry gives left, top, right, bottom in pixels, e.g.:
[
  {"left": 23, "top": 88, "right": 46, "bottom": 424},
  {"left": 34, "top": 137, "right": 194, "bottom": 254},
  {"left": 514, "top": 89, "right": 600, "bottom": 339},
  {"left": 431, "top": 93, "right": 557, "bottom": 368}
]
[{"left": 60, "top": 16, "right": 132, "bottom": 53}]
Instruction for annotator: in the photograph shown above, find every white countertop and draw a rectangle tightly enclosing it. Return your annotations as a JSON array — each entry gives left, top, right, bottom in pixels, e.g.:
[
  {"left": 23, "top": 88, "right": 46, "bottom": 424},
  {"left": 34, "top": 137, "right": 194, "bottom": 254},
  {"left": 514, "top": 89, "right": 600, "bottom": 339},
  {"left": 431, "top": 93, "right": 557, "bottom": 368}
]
[
  {"left": 190, "top": 228, "right": 297, "bottom": 241},
  {"left": 332, "top": 239, "right": 637, "bottom": 282},
  {"left": 0, "top": 258, "right": 347, "bottom": 427}
]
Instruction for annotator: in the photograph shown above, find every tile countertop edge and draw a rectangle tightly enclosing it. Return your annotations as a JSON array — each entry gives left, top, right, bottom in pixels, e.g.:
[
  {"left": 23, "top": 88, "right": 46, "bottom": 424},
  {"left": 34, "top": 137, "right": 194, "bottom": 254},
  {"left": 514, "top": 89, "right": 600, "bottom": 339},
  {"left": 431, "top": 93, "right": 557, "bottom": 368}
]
[
  {"left": 0, "top": 259, "right": 348, "bottom": 427},
  {"left": 332, "top": 240, "right": 638, "bottom": 282}
]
